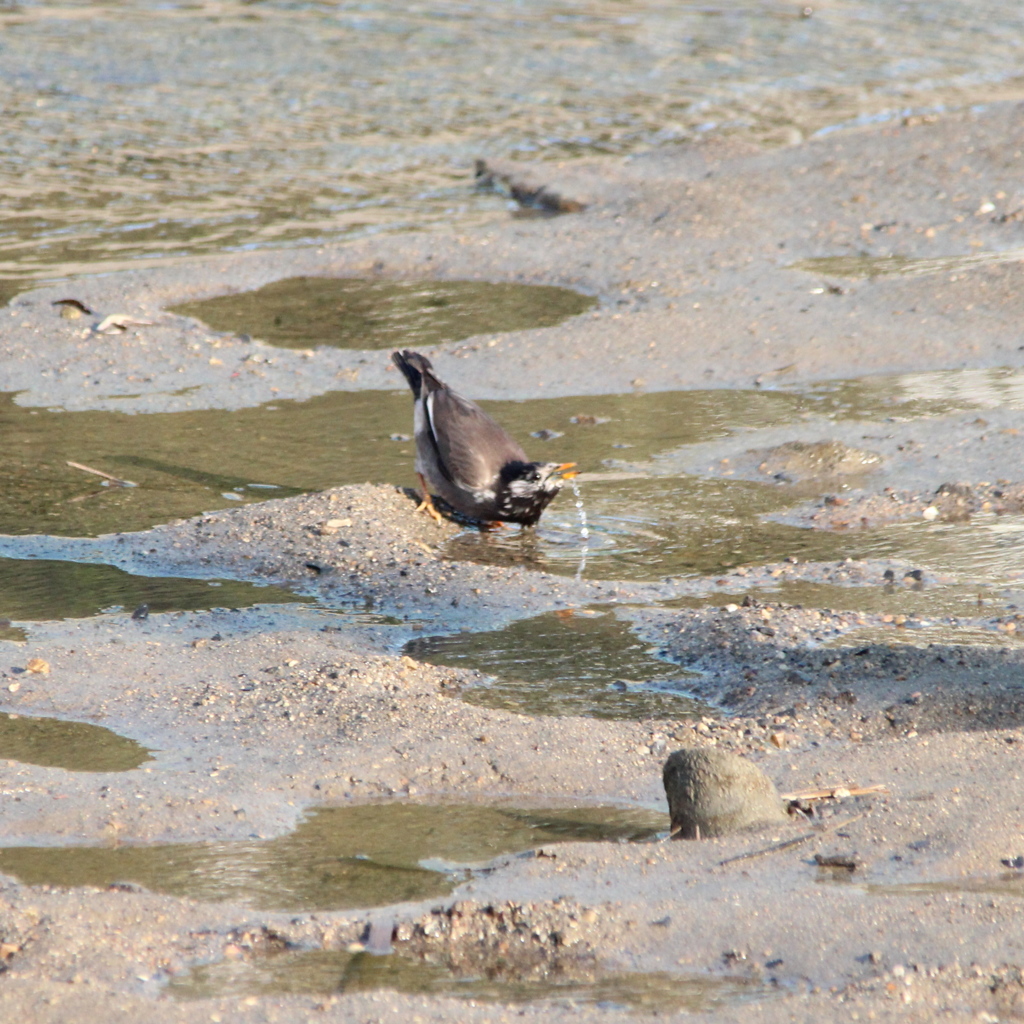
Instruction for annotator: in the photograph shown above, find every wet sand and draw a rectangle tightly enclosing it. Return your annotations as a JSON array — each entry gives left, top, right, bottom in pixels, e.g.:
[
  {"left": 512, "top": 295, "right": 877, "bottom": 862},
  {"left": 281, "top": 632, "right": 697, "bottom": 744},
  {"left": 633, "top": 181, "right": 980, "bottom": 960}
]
[{"left": 2, "top": 105, "right": 1024, "bottom": 1022}]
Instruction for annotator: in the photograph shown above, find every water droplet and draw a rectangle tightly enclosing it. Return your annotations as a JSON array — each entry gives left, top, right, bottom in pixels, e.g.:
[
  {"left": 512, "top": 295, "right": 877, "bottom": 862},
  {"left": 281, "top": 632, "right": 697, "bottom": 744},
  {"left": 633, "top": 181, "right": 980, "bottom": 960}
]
[{"left": 571, "top": 479, "right": 589, "bottom": 580}]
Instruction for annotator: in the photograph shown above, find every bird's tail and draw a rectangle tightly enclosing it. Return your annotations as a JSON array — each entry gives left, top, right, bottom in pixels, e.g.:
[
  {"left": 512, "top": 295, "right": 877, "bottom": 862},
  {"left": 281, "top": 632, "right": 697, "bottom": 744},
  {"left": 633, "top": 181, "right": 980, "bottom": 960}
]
[{"left": 392, "top": 349, "right": 442, "bottom": 398}]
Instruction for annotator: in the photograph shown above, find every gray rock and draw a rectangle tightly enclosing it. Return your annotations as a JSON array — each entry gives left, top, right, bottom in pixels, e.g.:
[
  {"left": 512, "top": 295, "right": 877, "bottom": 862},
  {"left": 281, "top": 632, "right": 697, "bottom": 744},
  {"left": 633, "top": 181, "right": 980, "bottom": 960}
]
[{"left": 662, "top": 747, "right": 788, "bottom": 839}]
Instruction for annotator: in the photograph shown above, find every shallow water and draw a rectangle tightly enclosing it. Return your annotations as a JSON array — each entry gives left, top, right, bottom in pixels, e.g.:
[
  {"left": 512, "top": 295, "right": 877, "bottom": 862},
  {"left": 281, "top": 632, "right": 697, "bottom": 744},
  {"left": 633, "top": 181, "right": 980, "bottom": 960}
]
[
  {"left": 674, "top": 578, "right": 1024, "bottom": 622},
  {"left": 7, "top": 368, "right": 1024, "bottom": 634},
  {"left": 405, "top": 609, "right": 709, "bottom": 720},
  {"left": 0, "top": 802, "right": 666, "bottom": 911},
  {"left": 454, "top": 474, "right": 855, "bottom": 581},
  {"left": 868, "top": 875, "right": 1024, "bottom": 899},
  {"left": 3, "top": 367, "right": 1006, "bottom": 537},
  {"left": 4, "top": 1, "right": 1024, "bottom": 284},
  {"left": 0, "top": 555, "right": 306, "bottom": 622},
  {"left": 826, "top": 623, "right": 1024, "bottom": 650},
  {"left": 0, "top": 713, "right": 152, "bottom": 772},
  {"left": 169, "top": 947, "right": 762, "bottom": 1011},
  {"left": 793, "top": 250, "right": 1024, "bottom": 280},
  {"left": 0, "top": 388, "right": 402, "bottom": 536},
  {"left": 170, "top": 277, "right": 594, "bottom": 351},
  {"left": 6, "top": 366, "right": 1024, "bottom": 647}
]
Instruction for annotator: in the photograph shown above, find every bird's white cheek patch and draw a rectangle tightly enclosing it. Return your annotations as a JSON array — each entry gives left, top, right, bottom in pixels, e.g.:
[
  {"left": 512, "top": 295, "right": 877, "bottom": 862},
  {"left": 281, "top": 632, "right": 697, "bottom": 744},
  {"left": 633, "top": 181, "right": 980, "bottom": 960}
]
[{"left": 507, "top": 479, "right": 537, "bottom": 498}]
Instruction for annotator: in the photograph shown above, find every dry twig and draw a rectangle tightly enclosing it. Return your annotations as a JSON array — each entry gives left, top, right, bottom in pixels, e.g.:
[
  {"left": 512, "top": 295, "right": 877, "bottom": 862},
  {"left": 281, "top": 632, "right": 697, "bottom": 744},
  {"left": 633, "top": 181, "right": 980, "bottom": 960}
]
[
  {"left": 716, "top": 812, "right": 869, "bottom": 869},
  {"left": 66, "top": 461, "right": 137, "bottom": 488},
  {"left": 780, "top": 783, "right": 887, "bottom": 802}
]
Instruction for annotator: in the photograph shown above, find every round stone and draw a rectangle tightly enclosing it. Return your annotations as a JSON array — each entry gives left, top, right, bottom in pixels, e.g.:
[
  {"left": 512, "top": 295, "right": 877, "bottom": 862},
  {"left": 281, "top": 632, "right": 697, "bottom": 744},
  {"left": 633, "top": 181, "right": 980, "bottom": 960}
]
[{"left": 662, "top": 747, "right": 789, "bottom": 839}]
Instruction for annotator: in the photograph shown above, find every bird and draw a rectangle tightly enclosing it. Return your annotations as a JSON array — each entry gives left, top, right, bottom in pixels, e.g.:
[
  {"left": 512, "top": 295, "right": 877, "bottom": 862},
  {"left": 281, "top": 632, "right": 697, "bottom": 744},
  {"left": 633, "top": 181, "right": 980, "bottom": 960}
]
[{"left": 392, "top": 349, "right": 576, "bottom": 527}]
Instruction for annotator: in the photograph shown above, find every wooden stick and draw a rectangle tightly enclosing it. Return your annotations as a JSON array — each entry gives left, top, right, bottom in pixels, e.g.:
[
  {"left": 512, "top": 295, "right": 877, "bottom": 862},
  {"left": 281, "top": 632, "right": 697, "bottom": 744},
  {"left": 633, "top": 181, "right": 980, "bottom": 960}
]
[
  {"left": 717, "top": 832, "right": 816, "bottom": 866},
  {"left": 780, "top": 784, "right": 888, "bottom": 802},
  {"left": 66, "top": 461, "right": 137, "bottom": 488},
  {"left": 716, "top": 812, "right": 869, "bottom": 869}
]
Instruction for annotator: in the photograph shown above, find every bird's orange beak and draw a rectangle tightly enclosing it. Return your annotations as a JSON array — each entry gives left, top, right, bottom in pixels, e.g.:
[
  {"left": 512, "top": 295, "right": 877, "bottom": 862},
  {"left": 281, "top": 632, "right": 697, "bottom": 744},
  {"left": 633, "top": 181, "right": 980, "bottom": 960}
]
[{"left": 556, "top": 462, "right": 578, "bottom": 479}]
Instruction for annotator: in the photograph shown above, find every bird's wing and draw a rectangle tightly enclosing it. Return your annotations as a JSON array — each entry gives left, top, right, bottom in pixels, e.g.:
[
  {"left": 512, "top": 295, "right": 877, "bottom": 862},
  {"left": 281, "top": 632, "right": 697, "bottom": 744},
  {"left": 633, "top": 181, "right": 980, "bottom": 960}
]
[{"left": 424, "top": 387, "right": 528, "bottom": 491}]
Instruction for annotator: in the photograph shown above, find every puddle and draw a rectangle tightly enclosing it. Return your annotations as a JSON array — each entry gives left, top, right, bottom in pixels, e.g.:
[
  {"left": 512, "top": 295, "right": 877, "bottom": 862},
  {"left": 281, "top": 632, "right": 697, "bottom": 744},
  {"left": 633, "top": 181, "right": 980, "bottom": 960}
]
[
  {"left": 0, "top": 714, "right": 152, "bottom": 773},
  {"left": 0, "top": 622, "right": 26, "bottom": 643},
  {"left": 669, "top": 579, "right": 1024, "bottom": 622},
  {"left": 826, "top": 624, "right": 1024, "bottom": 650},
  {"left": 0, "top": 803, "right": 666, "bottom": 911},
  {"left": 3, "top": 367, "right": 1019, "bottom": 537},
  {"left": 792, "top": 249, "right": 1024, "bottom": 280},
  {"left": 0, "top": 556, "right": 306, "bottom": 622},
  {"left": 458, "top": 474, "right": 860, "bottom": 582},
  {"left": 405, "top": 609, "right": 708, "bottom": 719},
  {"left": 0, "top": 280, "right": 25, "bottom": 308},
  {"left": 169, "top": 277, "right": 595, "bottom": 351},
  {"left": 869, "top": 875, "right": 1024, "bottom": 899},
  {"left": 0, "top": 388, "right": 412, "bottom": 536},
  {"left": 168, "top": 947, "right": 762, "bottom": 1012},
  {"left": 7, "top": 368, "right": 1024, "bottom": 635}
]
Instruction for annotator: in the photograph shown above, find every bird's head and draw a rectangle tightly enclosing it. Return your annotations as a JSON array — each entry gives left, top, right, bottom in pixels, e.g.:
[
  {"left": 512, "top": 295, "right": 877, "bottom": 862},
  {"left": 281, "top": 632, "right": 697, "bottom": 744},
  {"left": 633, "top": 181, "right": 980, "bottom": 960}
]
[{"left": 501, "top": 461, "right": 577, "bottom": 497}]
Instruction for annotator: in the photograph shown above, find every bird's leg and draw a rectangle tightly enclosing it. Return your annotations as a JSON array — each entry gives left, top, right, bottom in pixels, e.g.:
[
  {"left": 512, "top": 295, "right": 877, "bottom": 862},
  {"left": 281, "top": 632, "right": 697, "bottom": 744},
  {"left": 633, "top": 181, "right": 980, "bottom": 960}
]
[{"left": 415, "top": 473, "right": 444, "bottom": 524}]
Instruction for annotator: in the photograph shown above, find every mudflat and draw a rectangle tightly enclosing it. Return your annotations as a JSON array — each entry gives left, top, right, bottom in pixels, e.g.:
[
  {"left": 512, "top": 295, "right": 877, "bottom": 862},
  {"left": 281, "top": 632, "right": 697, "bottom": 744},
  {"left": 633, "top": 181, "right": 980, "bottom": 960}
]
[{"left": 1, "top": 104, "right": 1024, "bottom": 1023}]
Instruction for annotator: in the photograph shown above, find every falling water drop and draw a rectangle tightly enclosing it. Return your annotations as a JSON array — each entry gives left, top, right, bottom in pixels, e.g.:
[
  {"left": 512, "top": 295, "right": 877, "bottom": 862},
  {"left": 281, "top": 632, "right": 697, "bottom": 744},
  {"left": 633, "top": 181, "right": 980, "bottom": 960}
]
[{"left": 571, "top": 478, "right": 589, "bottom": 580}]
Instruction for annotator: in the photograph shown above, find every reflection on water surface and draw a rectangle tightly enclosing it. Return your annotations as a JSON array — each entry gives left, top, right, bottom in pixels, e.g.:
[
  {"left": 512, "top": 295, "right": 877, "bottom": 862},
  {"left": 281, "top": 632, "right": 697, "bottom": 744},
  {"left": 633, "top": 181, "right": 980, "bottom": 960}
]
[
  {"left": 0, "top": 714, "right": 152, "bottom": 773},
  {"left": 0, "top": 556, "right": 306, "bottom": 621},
  {"left": 6, "top": 367, "right": 1024, "bottom": 605},
  {"left": 3, "top": 366, "right": 1014, "bottom": 537},
  {"left": 170, "top": 277, "right": 594, "bottom": 351},
  {"left": 406, "top": 609, "right": 708, "bottom": 719},
  {"left": 0, "top": 803, "right": 666, "bottom": 910},
  {"left": 169, "top": 946, "right": 762, "bottom": 1011}
]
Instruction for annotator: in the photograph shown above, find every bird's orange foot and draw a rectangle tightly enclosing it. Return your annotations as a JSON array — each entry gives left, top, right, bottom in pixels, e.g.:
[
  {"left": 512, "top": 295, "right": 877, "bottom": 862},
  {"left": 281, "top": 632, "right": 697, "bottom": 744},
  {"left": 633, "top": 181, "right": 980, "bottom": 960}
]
[
  {"left": 415, "top": 495, "right": 444, "bottom": 525},
  {"left": 415, "top": 473, "right": 445, "bottom": 525}
]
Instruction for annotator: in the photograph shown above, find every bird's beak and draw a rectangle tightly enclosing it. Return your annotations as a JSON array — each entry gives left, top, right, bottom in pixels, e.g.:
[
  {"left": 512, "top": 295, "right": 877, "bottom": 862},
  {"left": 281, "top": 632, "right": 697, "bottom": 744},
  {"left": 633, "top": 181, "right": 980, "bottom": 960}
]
[{"left": 555, "top": 462, "right": 578, "bottom": 479}]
